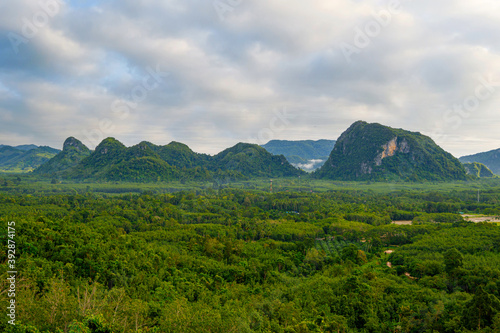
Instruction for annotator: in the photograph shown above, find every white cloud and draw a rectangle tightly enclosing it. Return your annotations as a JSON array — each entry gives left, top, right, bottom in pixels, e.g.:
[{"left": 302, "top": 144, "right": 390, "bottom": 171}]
[{"left": 1, "top": 0, "right": 500, "bottom": 156}]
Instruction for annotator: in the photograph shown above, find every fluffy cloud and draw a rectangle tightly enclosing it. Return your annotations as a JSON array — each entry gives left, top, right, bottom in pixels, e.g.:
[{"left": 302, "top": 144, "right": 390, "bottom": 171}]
[{"left": 0, "top": 0, "right": 499, "bottom": 156}]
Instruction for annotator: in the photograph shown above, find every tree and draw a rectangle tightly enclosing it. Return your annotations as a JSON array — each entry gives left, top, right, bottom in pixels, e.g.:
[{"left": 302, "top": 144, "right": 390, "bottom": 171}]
[
  {"left": 444, "top": 248, "right": 463, "bottom": 274},
  {"left": 462, "top": 286, "right": 500, "bottom": 330}
]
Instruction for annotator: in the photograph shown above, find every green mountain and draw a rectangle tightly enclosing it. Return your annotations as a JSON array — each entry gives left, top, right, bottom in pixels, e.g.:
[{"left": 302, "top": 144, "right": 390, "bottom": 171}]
[
  {"left": 459, "top": 149, "right": 500, "bottom": 175},
  {"left": 0, "top": 144, "right": 39, "bottom": 151},
  {"left": 463, "top": 162, "right": 496, "bottom": 178},
  {"left": 34, "top": 137, "right": 91, "bottom": 176},
  {"left": 40, "top": 138, "right": 303, "bottom": 182},
  {"left": 213, "top": 143, "right": 305, "bottom": 178},
  {"left": 314, "top": 121, "right": 467, "bottom": 181},
  {"left": 66, "top": 138, "right": 177, "bottom": 181},
  {"left": 151, "top": 141, "right": 213, "bottom": 169},
  {"left": 0, "top": 145, "right": 60, "bottom": 172},
  {"left": 261, "top": 139, "right": 336, "bottom": 171}
]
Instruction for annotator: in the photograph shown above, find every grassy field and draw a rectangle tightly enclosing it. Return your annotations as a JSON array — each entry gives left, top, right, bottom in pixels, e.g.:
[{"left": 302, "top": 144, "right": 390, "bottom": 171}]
[{"left": 2, "top": 172, "right": 500, "bottom": 195}]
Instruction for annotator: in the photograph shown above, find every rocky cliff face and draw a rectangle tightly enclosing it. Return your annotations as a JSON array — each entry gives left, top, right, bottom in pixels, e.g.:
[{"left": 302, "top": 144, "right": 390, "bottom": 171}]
[{"left": 374, "top": 137, "right": 410, "bottom": 167}]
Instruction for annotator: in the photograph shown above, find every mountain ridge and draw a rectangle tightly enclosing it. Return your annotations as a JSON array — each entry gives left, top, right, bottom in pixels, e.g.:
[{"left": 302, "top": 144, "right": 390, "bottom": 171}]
[
  {"left": 0, "top": 144, "right": 60, "bottom": 172},
  {"left": 36, "top": 137, "right": 304, "bottom": 181}
]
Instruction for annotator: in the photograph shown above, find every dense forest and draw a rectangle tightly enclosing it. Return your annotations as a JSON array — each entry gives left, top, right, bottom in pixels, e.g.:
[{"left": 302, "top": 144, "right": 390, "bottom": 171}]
[{"left": 1, "top": 178, "right": 500, "bottom": 332}]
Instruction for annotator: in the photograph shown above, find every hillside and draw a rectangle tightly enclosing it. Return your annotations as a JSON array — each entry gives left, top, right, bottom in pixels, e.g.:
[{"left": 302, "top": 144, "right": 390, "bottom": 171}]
[
  {"left": 0, "top": 145, "right": 60, "bottom": 172},
  {"left": 463, "top": 162, "right": 496, "bottom": 178},
  {"left": 34, "top": 137, "right": 92, "bottom": 176},
  {"left": 314, "top": 121, "right": 467, "bottom": 181},
  {"left": 261, "top": 139, "right": 336, "bottom": 171},
  {"left": 460, "top": 149, "right": 500, "bottom": 175},
  {"left": 39, "top": 138, "right": 303, "bottom": 182},
  {"left": 151, "top": 141, "right": 213, "bottom": 169},
  {"left": 213, "top": 143, "right": 305, "bottom": 178},
  {"left": 65, "top": 138, "right": 179, "bottom": 181}
]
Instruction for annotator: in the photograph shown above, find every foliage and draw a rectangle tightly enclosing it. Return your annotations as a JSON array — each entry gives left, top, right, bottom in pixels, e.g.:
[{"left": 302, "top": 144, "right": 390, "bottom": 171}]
[
  {"left": 0, "top": 182, "right": 499, "bottom": 332},
  {"left": 463, "top": 162, "right": 496, "bottom": 178}
]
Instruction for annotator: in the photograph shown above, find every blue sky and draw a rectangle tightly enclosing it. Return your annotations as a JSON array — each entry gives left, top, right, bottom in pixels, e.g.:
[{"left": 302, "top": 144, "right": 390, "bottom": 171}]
[{"left": 1, "top": 0, "right": 500, "bottom": 156}]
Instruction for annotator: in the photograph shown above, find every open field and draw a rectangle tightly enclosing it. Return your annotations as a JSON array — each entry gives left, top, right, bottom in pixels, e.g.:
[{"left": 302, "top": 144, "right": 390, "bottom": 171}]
[
  {"left": 462, "top": 214, "right": 500, "bottom": 223},
  {"left": 392, "top": 220, "right": 412, "bottom": 225},
  {"left": 2, "top": 172, "right": 500, "bottom": 195}
]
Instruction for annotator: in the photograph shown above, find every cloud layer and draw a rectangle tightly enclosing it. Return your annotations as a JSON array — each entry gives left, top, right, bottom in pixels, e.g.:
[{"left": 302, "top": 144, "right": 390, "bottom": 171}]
[{"left": 1, "top": 0, "right": 500, "bottom": 156}]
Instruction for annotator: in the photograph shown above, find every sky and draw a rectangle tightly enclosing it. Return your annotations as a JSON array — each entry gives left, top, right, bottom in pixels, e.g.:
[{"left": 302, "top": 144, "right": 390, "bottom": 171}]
[{"left": 1, "top": 0, "right": 500, "bottom": 157}]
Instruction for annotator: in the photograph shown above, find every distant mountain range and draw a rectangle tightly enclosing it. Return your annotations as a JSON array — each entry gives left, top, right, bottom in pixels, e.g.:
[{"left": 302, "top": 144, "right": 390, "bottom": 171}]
[
  {"left": 0, "top": 144, "right": 39, "bottom": 151},
  {"left": 4, "top": 120, "right": 495, "bottom": 182},
  {"left": 34, "top": 137, "right": 305, "bottom": 182},
  {"left": 261, "top": 140, "right": 336, "bottom": 171},
  {"left": 460, "top": 149, "right": 500, "bottom": 175},
  {"left": 314, "top": 121, "right": 467, "bottom": 181},
  {"left": 0, "top": 144, "right": 60, "bottom": 172}
]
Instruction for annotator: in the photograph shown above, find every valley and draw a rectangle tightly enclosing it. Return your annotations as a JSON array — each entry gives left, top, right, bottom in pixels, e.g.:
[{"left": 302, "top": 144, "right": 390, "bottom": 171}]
[{"left": 1, "top": 121, "right": 500, "bottom": 332}]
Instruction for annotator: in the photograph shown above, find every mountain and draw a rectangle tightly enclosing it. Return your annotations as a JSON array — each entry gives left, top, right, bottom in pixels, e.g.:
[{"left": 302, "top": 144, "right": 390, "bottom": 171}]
[
  {"left": 0, "top": 144, "right": 38, "bottom": 151},
  {"left": 65, "top": 138, "right": 178, "bottom": 181},
  {"left": 0, "top": 145, "right": 60, "bottom": 172},
  {"left": 463, "top": 162, "right": 496, "bottom": 178},
  {"left": 459, "top": 149, "right": 500, "bottom": 175},
  {"left": 34, "top": 137, "right": 91, "bottom": 176},
  {"left": 151, "top": 141, "right": 212, "bottom": 169},
  {"left": 314, "top": 121, "right": 467, "bottom": 181},
  {"left": 261, "top": 139, "right": 336, "bottom": 171},
  {"left": 213, "top": 143, "right": 305, "bottom": 178},
  {"left": 39, "top": 138, "right": 303, "bottom": 182}
]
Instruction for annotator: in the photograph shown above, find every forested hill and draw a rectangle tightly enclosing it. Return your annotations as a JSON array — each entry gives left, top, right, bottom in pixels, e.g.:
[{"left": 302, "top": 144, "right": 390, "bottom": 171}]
[
  {"left": 463, "top": 162, "right": 496, "bottom": 178},
  {"left": 34, "top": 137, "right": 91, "bottom": 176},
  {"left": 214, "top": 142, "right": 305, "bottom": 177},
  {"left": 460, "top": 148, "right": 500, "bottom": 175},
  {"left": 36, "top": 137, "right": 304, "bottom": 181},
  {"left": 0, "top": 144, "right": 60, "bottom": 172},
  {"left": 314, "top": 121, "right": 467, "bottom": 181},
  {"left": 261, "top": 139, "right": 336, "bottom": 171}
]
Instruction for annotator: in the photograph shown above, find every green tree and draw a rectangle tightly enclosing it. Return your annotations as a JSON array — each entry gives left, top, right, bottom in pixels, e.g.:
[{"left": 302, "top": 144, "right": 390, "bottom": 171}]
[
  {"left": 462, "top": 286, "right": 500, "bottom": 330},
  {"left": 444, "top": 248, "right": 463, "bottom": 274}
]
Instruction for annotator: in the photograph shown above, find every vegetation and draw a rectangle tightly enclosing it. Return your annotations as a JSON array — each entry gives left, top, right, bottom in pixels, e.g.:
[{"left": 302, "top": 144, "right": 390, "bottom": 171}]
[
  {"left": 460, "top": 149, "right": 500, "bottom": 175},
  {"left": 35, "top": 137, "right": 91, "bottom": 176},
  {"left": 463, "top": 162, "right": 496, "bottom": 178},
  {"left": 213, "top": 143, "right": 304, "bottom": 178},
  {"left": 1, "top": 177, "right": 500, "bottom": 332},
  {"left": 0, "top": 145, "right": 60, "bottom": 173},
  {"left": 314, "top": 121, "right": 468, "bottom": 182},
  {"left": 34, "top": 139, "right": 304, "bottom": 183}
]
